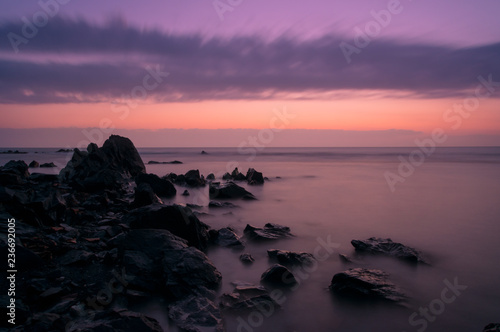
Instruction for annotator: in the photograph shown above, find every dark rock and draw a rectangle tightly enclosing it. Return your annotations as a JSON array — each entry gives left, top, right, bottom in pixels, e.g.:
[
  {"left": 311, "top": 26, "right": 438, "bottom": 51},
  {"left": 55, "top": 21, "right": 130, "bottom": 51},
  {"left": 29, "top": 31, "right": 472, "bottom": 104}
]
[
  {"left": 484, "top": 323, "right": 500, "bottom": 332},
  {"left": 261, "top": 264, "right": 297, "bottom": 287},
  {"left": 239, "top": 253, "right": 255, "bottom": 264},
  {"left": 40, "top": 162, "right": 57, "bottom": 168},
  {"left": 185, "top": 169, "right": 206, "bottom": 187},
  {"left": 29, "top": 160, "right": 40, "bottom": 168},
  {"left": 209, "top": 181, "right": 256, "bottom": 200},
  {"left": 0, "top": 160, "right": 29, "bottom": 185},
  {"left": 220, "top": 283, "right": 279, "bottom": 312},
  {"left": 29, "top": 173, "right": 59, "bottom": 182},
  {"left": 329, "top": 268, "right": 406, "bottom": 302},
  {"left": 206, "top": 173, "right": 215, "bottom": 180},
  {"left": 23, "top": 312, "right": 63, "bottom": 331},
  {"left": 59, "top": 250, "right": 94, "bottom": 266},
  {"left": 59, "top": 135, "right": 146, "bottom": 191},
  {"left": 182, "top": 189, "right": 190, "bottom": 196},
  {"left": 231, "top": 167, "right": 246, "bottom": 181},
  {"left": 133, "top": 183, "right": 163, "bottom": 207},
  {"left": 208, "top": 201, "right": 238, "bottom": 208},
  {"left": 339, "top": 254, "right": 353, "bottom": 263},
  {"left": 351, "top": 237, "right": 427, "bottom": 263},
  {"left": 56, "top": 148, "right": 72, "bottom": 152},
  {"left": 201, "top": 150, "right": 208, "bottom": 155},
  {"left": 67, "top": 310, "right": 163, "bottom": 332},
  {"left": 267, "top": 249, "right": 315, "bottom": 266},
  {"left": 246, "top": 168, "right": 264, "bottom": 185},
  {"left": 169, "top": 295, "right": 224, "bottom": 332},
  {"left": 124, "top": 204, "right": 210, "bottom": 251},
  {"left": 135, "top": 173, "right": 176, "bottom": 198},
  {"left": 147, "top": 160, "right": 183, "bottom": 164},
  {"left": 214, "top": 227, "right": 244, "bottom": 247},
  {"left": 222, "top": 173, "right": 232, "bottom": 180},
  {"left": 0, "top": 150, "right": 27, "bottom": 154},
  {"left": 244, "top": 223, "right": 293, "bottom": 241}
]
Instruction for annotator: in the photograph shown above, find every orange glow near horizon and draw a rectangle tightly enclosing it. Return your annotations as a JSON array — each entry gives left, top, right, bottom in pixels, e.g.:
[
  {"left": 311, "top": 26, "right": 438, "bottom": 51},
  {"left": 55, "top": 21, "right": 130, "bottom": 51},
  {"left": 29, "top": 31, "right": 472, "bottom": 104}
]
[{"left": 1, "top": 97, "right": 499, "bottom": 135}]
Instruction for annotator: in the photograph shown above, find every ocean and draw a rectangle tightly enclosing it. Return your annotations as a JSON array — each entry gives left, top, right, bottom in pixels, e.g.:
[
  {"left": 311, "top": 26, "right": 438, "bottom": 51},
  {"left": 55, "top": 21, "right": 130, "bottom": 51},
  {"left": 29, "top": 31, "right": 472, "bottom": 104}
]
[{"left": 2, "top": 146, "right": 500, "bottom": 331}]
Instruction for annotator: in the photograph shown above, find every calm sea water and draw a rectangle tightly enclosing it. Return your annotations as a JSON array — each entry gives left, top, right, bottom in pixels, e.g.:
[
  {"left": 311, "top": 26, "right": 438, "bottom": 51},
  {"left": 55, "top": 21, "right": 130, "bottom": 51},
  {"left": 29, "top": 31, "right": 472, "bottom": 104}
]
[{"left": 2, "top": 147, "right": 500, "bottom": 331}]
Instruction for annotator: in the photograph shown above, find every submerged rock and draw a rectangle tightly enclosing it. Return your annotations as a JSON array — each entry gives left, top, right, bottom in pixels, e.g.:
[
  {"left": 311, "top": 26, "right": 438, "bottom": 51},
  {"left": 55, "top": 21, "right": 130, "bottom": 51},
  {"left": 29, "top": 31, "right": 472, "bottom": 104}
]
[
  {"left": 206, "top": 173, "right": 215, "bottom": 180},
  {"left": 40, "top": 162, "right": 56, "bottom": 168},
  {"left": 169, "top": 295, "right": 224, "bottom": 332},
  {"left": 220, "top": 283, "right": 279, "bottom": 312},
  {"left": 329, "top": 268, "right": 406, "bottom": 302},
  {"left": 214, "top": 227, "right": 244, "bottom": 248},
  {"left": 267, "top": 249, "right": 315, "bottom": 266},
  {"left": 182, "top": 189, "right": 190, "bottom": 196},
  {"left": 208, "top": 201, "right": 238, "bottom": 208},
  {"left": 244, "top": 223, "right": 293, "bottom": 241},
  {"left": 239, "top": 253, "right": 255, "bottom": 264},
  {"left": 209, "top": 181, "right": 256, "bottom": 200},
  {"left": 351, "top": 237, "right": 427, "bottom": 263},
  {"left": 261, "top": 264, "right": 297, "bottom": 287}
]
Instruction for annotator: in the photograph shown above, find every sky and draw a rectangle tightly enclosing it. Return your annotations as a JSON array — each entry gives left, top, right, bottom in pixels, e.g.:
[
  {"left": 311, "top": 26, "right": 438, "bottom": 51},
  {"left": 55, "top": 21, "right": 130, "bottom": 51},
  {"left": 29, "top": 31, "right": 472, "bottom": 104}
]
[{"left": 0, "top": 0, "right": 499, "bottom": 147}]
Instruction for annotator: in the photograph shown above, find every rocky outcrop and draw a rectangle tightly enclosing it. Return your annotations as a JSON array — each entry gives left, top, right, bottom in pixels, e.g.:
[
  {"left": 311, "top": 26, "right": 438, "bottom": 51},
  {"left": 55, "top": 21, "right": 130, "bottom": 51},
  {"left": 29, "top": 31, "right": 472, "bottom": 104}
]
[
  {"left": 329, "top": 268, "right": 406, "bottom": 302},
  {"left": 351, "top": 237, "right": 427, "bottom": 263},
  {"left": 244, "top": 223, "right": 293, "bottom": 241},
  {"left": 246, "top": 168, "right": 264, "bottom": 185}
]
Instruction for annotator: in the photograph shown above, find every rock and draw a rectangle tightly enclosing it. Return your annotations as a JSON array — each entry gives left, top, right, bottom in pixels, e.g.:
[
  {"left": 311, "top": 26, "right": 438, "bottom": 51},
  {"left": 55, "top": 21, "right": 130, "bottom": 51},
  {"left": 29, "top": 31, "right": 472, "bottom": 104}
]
[
  {"left": 29, "top": 173, "right": 59, "bottom": 182},
  {"left": 135, "top": 173, "right": 176, "bottom": 197},
  {"left": 222, "top": 173, "right": 232, "bottom": 180},
  {"left": 0, "top": 150, "right": 27, "bottom": 154},
  {"left": 56, "top": 148, "right": 72, "bottom": 152},
  {"left": 246, "top": 168, "right": 264, "bottom": 185},
  {"left": 59, "top": 135, "right": 146, "bottom": 191},
  {"left": 239, "top": 253, "right": 255, "bottom": 263},
  {"left": 169, "top": 295, "right": 224, "bottom": 332},
  {"left": 329, "top": 268, "right": 406, "bottom": 302},
  {"left": 214, "top": 227, "right": 244, "bottom": 247},
  {"left": 208, "top": 201, "right": 238, "bottom": 208},
  {"left": 201, "top": 150, "right": 208, "bottom": 155},
  {"left": 220, "top": 283, "right": 279, "bottom": 312},
  {"left": 351, "top": 237, "right": 427, "bottom": 263},
  {"left": 22, "top": 312, "right": 63, "bottom": 331},
  {"left": 29, "top": 160, "right": 40, "bottom": 168},
  {"left": 124, "top": 204, "right": 210, "bottom": 251},
  {"left": 261, "top": 264, "right": 297, "bottom": 287},
  {"left": 231, "top": 167, "right": 246, "bottom": 181},
  {"left": 484, "top": 323, "right": 500, "bottom": 332},
  {"left": 40, "top": 162, "right": 57, "bottom": 168},
  {"left": 206, "top": 173, "right": 215, "bottom": 180},
  {"left": 267, "top": 249, "right": 315, "bottom": 266},
  {"left": 147, "top": 160, "right": 182, "bottom": 164},
  {"left": 0, "top": 160, "right": 29, "bottom": 185},
  {"left": 339, "top": 254, "right": 353, "bottom": 263},
  {"left": 182, "top": 189, "right": 190, "bottom": 196},
  {"left": 133, "top": 183, "right": 163, "bottom": 207},
  {"left": 59, "top": 250, "right": 94, "bottom": 266},
  {"left": 184, "top": 169, "right": 206, "bottom": 187},
  {"left": 209, "top": 181, "right": 256, "bottom": 200},
  {"left": 244, "top": 223, "right": 293, "bottom": 241},
  {"left": 67, "top": 310, "right": 163, "bottom": 332}
]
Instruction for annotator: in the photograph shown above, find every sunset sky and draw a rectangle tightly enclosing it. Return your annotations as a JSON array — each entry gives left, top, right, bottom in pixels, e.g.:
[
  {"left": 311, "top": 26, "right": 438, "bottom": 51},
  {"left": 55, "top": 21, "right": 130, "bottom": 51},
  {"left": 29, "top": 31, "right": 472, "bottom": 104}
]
[{"left": 0, "top": 0, "right": 499, "bottom": 147}]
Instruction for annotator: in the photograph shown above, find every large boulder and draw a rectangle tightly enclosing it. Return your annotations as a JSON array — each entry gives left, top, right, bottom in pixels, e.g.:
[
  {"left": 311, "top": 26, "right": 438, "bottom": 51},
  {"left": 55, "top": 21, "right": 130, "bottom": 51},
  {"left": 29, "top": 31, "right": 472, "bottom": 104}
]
[
  {"left": 135, "top": 173, "right": 176, "bottom": 197},
  {"left": 351, "top": 237, "right": 427, "bottom": 263},
  {"left": 209, "top": 182, "right": 256, "bottom": 200},
  {"left": 123, "top": 204, "right": 210, "bottom": 251},
  {"left": 59, "top": 135, "right": 146, "bottom": 191},
  {"left": 244, "top": 223, "right": 293, "bottom": 241},
  {"left": 246, "top": 168, "right": 264, "bottom": 185},
  {"left": 329, "top": 268, "right": 406, "bottom": 302},
  {"left": 267, "top": 249, "right": 315, "bottom": 266}
]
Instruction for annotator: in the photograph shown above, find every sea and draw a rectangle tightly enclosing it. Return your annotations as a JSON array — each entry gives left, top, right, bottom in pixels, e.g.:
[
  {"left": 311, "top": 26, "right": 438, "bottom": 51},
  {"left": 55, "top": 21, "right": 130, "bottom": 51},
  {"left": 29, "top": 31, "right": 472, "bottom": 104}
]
[{"left": 2, "top": 146, "right": 500, "bottom": 332}]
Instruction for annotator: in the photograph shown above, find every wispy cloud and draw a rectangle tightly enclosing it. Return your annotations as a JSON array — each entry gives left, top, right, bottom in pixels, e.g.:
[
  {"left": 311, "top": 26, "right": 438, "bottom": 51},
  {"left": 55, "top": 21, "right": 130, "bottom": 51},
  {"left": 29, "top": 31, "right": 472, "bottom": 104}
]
[{"left": 1, "top": 17, "right": 499, "bottom": 104}]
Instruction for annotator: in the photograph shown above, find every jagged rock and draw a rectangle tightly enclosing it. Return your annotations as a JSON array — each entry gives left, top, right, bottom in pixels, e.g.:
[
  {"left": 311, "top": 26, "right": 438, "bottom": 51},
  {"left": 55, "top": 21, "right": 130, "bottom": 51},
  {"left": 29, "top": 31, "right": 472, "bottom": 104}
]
[
  {"left": 267, "top": 249, "right": 315, "bottom": 266},
  {"left": 246, "top": 168, "right": 264, "bottom": 185},
  {"left": 222, "top": 173, "right": 232, "bottom": 180},
  {"left": 329, "top": 268, "right": 406, "bottom": 302},
  {"left": 220, "top": 283, "right": 279, "bottom": 312},
  {"left": 184, "top": 169, "right": 206, "bottom": 187},
  {"left": 484, "top": 323, "right": 500, "bottom": 332},
  {"left": 59, "top": 135, "right": 146, "bottom": 191},
  {"left": 209, "top": 182, "right": 256, "bottom": 200},
  {"left": 239, "top": 253, "right": 255, "bottom": 263},
  {"left": 169, "top": 295, "right": 224, "bottom": 332},
  {"left": 0, "top": 160, "right": 29, "bottom": 185},
  {"left": 124, "top": 204, "right": 210, "bottom": 251},
  {"left": 29, "top": 160, "right": 40, "bottom": 168},
  {"left": 208, "top": 201, "right": 238, "bottom": 208},
  {"left": 40, "top": 162, "right": 57, "bottom": 168},
  {"left": 230, "top": 167, "right": 246, "bottom": 181},
  {"left": 135, "top": 173, "right": 176, "bottom": 198},
  {"left": 244, "top": 223, "right": 292, "bottom": 241},
  {"left": 261, "top": 264, "right": 297, "bottom": 287},
  {"left": 351, "top": 237, "right": 427, "bottom": 263},
  {"left": 133, "top": 183, "right": 163, "bottom": 207},
  {"left": 201, "top": 150, "right": 208, "bottom": 155},
  {"left": 214, "top": 227, "right": 244, "bottom": 247}
]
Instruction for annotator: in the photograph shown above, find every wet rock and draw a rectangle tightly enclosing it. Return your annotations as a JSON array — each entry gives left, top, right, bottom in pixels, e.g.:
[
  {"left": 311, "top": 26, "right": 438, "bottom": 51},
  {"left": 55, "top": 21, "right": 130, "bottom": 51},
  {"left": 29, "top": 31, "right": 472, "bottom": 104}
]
[
  {"left": 351, "top": 237, "right": 427, "bottom": 263},
  {"left": 29, "top": 160, "right": 40, "bottom": 168},
  {"left": 68, "top": 309, "right": 163, "bottom": 332},
  {"left": 135, "top": 173, "right": 176, "bottom": 198},
  {"left": 246, "top": 168, "right": 264, "bottom": 185},
  {"left": 206, "top": 173, "right": 215, "bottom": 180},
  {"left": 244, "top": 223, "right": 293, "bottom": 241},
  {"left": 484, "top": 323, "right": 500, "bottom": 332},
  {"left": 208, "top": 201, "right": 238, "bottom": 208},
  {"left": 182, "top": 189, "right": 190, "bottom": 196},
  {"left": 220, "top": 283, "right": 279, "bottom": 312},
  {"left": 59, "top": 135, "right": 146, "bottom": 191},
  {"left": 222, "top": 173, "right": 232, "bottom": 180},
  {"left": 184, "top": 169, "right": 206, "bottom": 187},
  {"left": 209, "top": 181, "right": 256, "bottom": 200},
  {"left": 124, "top": 204, "right": 210, "bottom": 251},
  {"left": 214, "top": 227, "right": 244, "bottom": 248},
  {"left": 267, "top": 249, "right": 315, "bottom": 266},
  {"left": 40, "top": 162, "right": 57, "bottom": 168},
  {"left": 329, "top": 268, "right": 406, "bottom": 302},
  {"left": 147, "top": 160, "right": 182, "bottom": 164},
  {"left": 201, "top": 150, "right": 208, "bottom": 155},
  {"left": 169, "top": 295, "right": 224, "bottom": 332},
  {"left": 133, "top": 183, "right": 163, "bottom": 207},
  {"left": 231, "top": 167, "right": 246, "bottom": 181},
  {"left": 261, "top": 264, "right": 297, "bottom": 287},
  {"left": 239, "top": 253, "right": 255, "bottom": 264}
]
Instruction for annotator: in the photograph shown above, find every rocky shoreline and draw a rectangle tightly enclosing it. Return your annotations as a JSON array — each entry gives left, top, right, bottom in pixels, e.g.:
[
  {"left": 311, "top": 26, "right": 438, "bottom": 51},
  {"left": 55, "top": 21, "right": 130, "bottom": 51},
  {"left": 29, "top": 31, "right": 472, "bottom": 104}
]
[{"left": 0, "top": 135, "right": 497, "bottom": 331}]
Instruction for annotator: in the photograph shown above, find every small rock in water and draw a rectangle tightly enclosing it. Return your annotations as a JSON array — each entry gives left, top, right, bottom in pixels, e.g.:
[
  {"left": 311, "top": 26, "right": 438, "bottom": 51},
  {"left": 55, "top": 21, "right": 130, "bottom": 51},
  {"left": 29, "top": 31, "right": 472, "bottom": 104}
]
[
  {"left": 261, "top": 264, "right": 298, "bottom": 287},
  {"left": 40, "top": 162, "right": 57, "bottom": 168},
  {"left": 182, "top": 189, "right": 190, "bottom": 196},
  {"left": 339, "top": 253, "right": 353, "bottom": 263},
  {"left": 29, "top": 160, "right": 40, "bottom": 168},
  {"left": 209, "top": 181, "right": 256, "bottom": 200},
  {"left": 240, "top": 253, "right": 255, "bottom": 263},
  {"left": 244, "top": 223, "right": 293, "bottom": 241},
  {"left": 351, "top": 237, "right": 427, "bottom": 263},
  {"left": 220, "top": 283, "right": 280, "bottom": 312},
  {"left": 214, "top": 227, "right": 244, "bottom": 248},
  {"left": 267, "top": 249, "right": 315, "bottom": 266},
  {"left": 206, "top": 173, "right": 215, "bottom": 180},
  {"left": 208, "top": 201, "right": 238, "bottom": 208},
  {"left": 246, "top": 168, "right": 264, "bottom": 185}
]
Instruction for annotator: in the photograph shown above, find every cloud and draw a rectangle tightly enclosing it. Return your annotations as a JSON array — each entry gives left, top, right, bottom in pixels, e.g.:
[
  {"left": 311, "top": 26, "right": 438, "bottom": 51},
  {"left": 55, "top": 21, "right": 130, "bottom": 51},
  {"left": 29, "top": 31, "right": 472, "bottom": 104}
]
[{"left": 0, "top": 17, "right": 499, "bottom": 103}]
